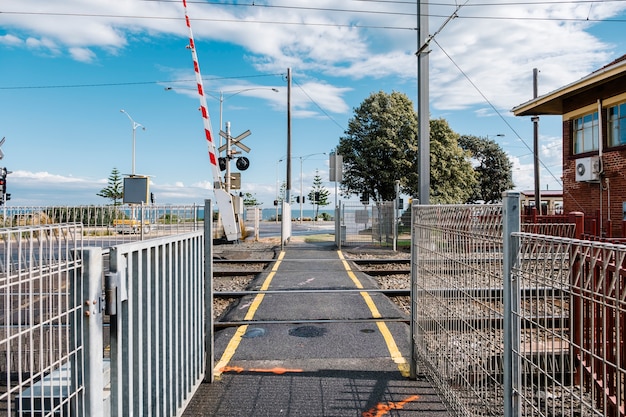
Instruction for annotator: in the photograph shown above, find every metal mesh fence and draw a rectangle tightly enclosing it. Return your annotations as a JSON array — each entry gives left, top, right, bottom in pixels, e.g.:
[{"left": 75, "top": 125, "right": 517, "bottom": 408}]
[
  {"left": 411, "top": 204, "right": 505, "bottom": 416},
  {"left": 0, "top": 205, "right": 211, "bottom": 248},
  {"left": 339, "top": 202, "right": 400, "bottom": 246},
  {"left": 412, "top": 200, "right": 626, "bottom": 417},
  {"left": 0, "top": 223, "right": 85, "bottom": 417}
]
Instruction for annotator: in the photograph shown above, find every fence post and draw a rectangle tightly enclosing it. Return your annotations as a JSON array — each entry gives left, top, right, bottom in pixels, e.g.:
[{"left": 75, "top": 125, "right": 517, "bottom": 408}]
[
  {"left": 336, "top": 202, "right": 342, "bottom": 249},
  {"left": 108, "top": 248, "right": 128, "bottom": 417},
  {"left": 569, "top": 211, "right": 584, "bottom": 239},
  {"left": 503, "top": 191, "right": 521, "bottom": 417},
  {"left": 204, "top": 199, "right": 214, "bottom": 382},
  {"left": 409, "top": 203, "right": 417, "bottom": 380},
  {"left": 80, "top": 247, "right": 105, "bottom": 417}
]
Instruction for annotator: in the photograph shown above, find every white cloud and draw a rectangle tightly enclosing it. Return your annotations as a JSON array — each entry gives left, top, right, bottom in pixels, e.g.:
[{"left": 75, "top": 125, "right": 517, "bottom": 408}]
[
  {"left": 2, "top": 0, "right": 625, "bottom": 115},
  {"left": 69, "top": 47, "right": 96, "bottom": 63},
  {"left": 0, "top": 34, "right": 22, "bottom": 47}
]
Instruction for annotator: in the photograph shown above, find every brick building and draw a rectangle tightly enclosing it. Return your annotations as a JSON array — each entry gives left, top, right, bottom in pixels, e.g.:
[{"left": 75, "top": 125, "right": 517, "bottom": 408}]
[{"left": 513, "top": 55, "right": 626, "bottom": 237}]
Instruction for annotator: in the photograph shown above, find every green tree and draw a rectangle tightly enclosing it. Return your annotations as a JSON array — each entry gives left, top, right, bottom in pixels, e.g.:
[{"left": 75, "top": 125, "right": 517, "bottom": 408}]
[
  {"left": 336, "top": 91, "right": 476, "bottom": 204},
  {"left": 337, "top": 90, "right": 417, "bottom": 202},
  {"left": 242, "top": 192, "right": 262, "bottom": 206},
  {"left": 307, "top": 170, "right": 331, "bottom": 219},
  {"left": 97, "top": 168, "right": 124, "bottom": 205},
  {"left": 416, "top": 118, "right": 477, "bottom": 204},
  {"left": 458, "top": 135, "right": 515, "bottom": 203}
]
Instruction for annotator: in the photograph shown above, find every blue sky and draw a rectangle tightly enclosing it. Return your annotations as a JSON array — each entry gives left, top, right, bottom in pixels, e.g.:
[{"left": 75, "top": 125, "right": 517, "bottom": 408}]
[{"left": 1, "top": 0, "right": 626, "bottom": 207}]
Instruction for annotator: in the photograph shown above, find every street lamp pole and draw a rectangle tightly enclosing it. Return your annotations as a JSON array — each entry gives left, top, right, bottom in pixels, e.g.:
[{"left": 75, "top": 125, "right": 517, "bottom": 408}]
[
  {"left": 165, "top": 86, "right": 278, "bottom": 155},
  {"left": 120, "top": 109, "right": 145, "bottom": 176}
]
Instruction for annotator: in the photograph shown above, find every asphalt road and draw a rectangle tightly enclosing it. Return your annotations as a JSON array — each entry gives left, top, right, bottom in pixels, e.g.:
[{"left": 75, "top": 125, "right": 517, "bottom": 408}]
[{"left": 183, "top": 240, "right": 450, "bottom": 417}]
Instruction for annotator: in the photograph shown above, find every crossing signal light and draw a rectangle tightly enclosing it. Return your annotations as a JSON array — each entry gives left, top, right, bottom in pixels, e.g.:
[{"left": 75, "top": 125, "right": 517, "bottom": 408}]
[
  {"left": 218, "top": 157, "right": 227, "bottom": 171},
  {"left": 314, "top": 192, "right": 320, "bottom": 202}
]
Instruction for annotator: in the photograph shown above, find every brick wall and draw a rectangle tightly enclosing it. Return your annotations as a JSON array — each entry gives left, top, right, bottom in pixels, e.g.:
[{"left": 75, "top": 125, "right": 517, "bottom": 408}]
[{"left": 563, "top": 119, "right": 626, "bottom": 237}]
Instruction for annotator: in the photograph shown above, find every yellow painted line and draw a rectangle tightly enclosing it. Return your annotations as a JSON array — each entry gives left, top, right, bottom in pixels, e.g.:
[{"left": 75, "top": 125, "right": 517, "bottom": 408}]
[
  {"left": 214, "top": 251, "right": 285, "bottom": 379},
  {"left": 338, "top": 250, "right": 410, "bottom": 377}
]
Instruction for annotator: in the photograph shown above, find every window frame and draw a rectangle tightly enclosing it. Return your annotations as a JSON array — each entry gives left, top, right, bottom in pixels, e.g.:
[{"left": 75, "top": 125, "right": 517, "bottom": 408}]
[
  {"left": 572, "top": 111, "right": 599, "bottom": 155},
  {"left": 608, "top": 102, "right": 626, "bottom": 148}
]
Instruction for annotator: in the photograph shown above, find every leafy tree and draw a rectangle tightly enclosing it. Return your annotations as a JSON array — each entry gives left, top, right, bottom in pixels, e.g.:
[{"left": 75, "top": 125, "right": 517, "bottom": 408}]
[
  {"left": 307, "top": 170, "right": 331, "bottom": 219},
  {"left": 337, "top": 91, "right": 476, "bottom": 203},
  {"left": 337, "top": 91, "right": 417, "bottom": 202},
  {"left": 97, "top": 168, "right": 124, "bottom": 205},
  {"left": 415, "top": 118, "right": 477, "bottom": 204},
  {"left": 458, "top": 135, "right": 514, "bottom": 203},
  {"left": 242, "top": 192, "right": 262, "bottom": 206}
]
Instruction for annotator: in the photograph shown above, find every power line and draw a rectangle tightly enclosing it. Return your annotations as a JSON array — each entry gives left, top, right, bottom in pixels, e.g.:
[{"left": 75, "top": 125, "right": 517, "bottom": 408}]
[
  {"left": 292, "top": 78, "right": 346, "bottom": 132},
  {"left": 0, "top": 73, "right": 283, "bottom": 90},
  {"left": 431, "top": 38, "right": 589, "bottom": 209},
  {"left": 3, "top": 2, "right": 626, "bottom": 28}
]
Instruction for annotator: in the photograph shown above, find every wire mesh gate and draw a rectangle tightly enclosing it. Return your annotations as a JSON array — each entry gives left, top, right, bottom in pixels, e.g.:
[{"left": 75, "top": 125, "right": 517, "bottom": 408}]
[{"left": 411, "top": 192, "right": 626, "bottom": 417}]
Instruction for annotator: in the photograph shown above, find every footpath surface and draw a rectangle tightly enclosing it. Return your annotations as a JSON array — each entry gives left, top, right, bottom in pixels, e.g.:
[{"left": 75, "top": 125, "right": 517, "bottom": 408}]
[{"left": 183, "top": 240, "right": 450, "bottom": 417}]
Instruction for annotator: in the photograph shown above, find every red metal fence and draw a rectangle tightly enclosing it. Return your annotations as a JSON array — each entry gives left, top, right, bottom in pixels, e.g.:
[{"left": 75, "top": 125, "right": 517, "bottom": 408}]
[{"left": 571, "top": 243, "right": 626, "bottom": 417}]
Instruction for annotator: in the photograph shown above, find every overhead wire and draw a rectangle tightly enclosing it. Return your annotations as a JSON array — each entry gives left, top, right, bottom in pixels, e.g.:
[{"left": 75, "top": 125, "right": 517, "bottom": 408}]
[
  {"left": 291, "top": 78, "right": 346, "bottom": 132},
  {"left": 0, "top": 74, "right": 283, "bottom": 90},
  {"left": 4, "top": 0, "right": 626, "bottom": 27},
  {"left": 432, "top": 37, "right": 585, "bottom": 209}
]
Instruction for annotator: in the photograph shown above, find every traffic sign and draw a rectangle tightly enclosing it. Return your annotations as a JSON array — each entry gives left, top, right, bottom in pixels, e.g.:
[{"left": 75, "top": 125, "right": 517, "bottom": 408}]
[{"left": 218, "top": 129, "right": 251, "bottom": 153}]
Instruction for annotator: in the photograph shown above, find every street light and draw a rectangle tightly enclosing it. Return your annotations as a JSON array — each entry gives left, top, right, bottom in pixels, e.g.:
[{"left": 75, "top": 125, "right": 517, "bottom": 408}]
[
  {"left": 299, "top": 153, "right": 326, "bottom": 224},
  {"left": 164, "top": 86, "right": 279, "bottom": 151},
  {"left": 120, "top": 109, "right": 146, "bottom": 176},
  {"left": 218, "top": 88, "right": 279, "bottom": 148}
]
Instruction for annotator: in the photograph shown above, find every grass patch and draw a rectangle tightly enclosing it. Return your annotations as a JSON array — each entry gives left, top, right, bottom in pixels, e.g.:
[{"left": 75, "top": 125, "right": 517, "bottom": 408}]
[{"left": 303, "top": 234, "right": 335, "bottom": 243}]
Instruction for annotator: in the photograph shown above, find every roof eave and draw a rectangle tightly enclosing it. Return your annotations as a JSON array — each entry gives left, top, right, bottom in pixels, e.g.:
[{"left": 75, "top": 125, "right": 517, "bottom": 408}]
[{"left": 512, "top": 59, "right": 626, "bottom": 117}]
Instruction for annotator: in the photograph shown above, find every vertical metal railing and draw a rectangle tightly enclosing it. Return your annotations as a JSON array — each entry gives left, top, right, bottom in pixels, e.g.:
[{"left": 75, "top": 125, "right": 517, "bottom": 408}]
[
  {"left": 106, "top": 208, "right": 208, "bottom": 417},
  {"left": 0, "top": 204, "right": 211, "bottom": 247}
]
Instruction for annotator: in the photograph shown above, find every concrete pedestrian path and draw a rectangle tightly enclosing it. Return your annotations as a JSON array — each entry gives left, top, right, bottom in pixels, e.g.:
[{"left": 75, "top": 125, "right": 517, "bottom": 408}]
[{"left": 183, "top": 241, "right": 450, "bottom": 417}]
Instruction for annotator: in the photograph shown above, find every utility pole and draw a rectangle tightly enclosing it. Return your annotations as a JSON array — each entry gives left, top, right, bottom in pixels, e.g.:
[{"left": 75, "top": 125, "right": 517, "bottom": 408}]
[
  {"left": 417, "top": 0, "right": 430, "bottom": 205},
  {"left": 532, "top": 68, "right": 541, "bottom": 212},
  {"left": 286, "top": 68, "right": 292, "bottom": 203}
]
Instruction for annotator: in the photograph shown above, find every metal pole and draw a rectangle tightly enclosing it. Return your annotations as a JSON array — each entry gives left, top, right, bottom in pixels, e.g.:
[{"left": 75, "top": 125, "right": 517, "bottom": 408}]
[
  {"left": 417, "top": 0, "right": 430, "bottom": 205},
  {"left": 132, "top": 126, "right": 136, "bottom": 175},
  {"left": 225, "top": 121, "right": 232, "bottom": 191},
  {"left": 286, "top": 68, "right": 292, "bottom": 203},
  {"left": 503, "top": 191, "right": 521, "bottom": 417},
  {"left": 393, "top": 180, "right": 399, "bottom": 251},
  {"left": 204, "top": 199, "right": 214, "bottom": 382},
  {"left": 120, "top": 110, "right": 144, "bottom": 176},
  {"left": 300, "top": 157, "right": 303, "bottom": 224},
  {"left": 532, "top": 68, "right": 541, "bottom": 212},
  {"left": 219, "top": 91, "right": 223, "bottom": 152}
]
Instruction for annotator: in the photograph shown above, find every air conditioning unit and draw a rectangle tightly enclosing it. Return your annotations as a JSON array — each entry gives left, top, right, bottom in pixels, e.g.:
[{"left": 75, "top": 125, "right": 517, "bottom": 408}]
[{"left": 575, "top": 156, "right": 601, "bottom": 182}]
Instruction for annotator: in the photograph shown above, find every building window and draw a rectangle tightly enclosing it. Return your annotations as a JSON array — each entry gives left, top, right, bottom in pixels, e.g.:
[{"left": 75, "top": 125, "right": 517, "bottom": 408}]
[
  {"left": 573, "top": 112, "right": 599, "bottom": 154},
  {"left": 608, "top": 102, "right": 626, "bottom": 147}
]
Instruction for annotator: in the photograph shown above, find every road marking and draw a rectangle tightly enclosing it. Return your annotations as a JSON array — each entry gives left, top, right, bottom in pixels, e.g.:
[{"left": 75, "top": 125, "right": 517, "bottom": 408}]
[
  {"left": 214, "top": 251, "right": 285, "bottom": 379},
  {"left": 219, "top": 366, "right": 303, "bottom": 374},
  {"left": 338, "top": 251, "right": 410, "bottom": 377},
  {"left": 362, "top": 395, "right": 420, "bottom": 417}
]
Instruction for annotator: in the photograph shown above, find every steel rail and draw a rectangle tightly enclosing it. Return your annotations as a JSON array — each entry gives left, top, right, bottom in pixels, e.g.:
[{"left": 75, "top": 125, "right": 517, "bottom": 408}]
[
  {"left": 214, "top": 317, "right": 411, "bottom": 328},
  {"left": 214, "top": 288, "right": 411, "bottom": 297}
]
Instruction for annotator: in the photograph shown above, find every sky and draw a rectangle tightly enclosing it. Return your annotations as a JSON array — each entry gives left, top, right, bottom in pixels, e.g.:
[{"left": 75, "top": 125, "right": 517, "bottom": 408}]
[{"left": 1, "top": 0, "right": 626, "bottom": 208}]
